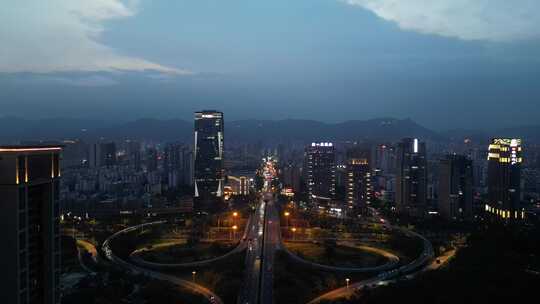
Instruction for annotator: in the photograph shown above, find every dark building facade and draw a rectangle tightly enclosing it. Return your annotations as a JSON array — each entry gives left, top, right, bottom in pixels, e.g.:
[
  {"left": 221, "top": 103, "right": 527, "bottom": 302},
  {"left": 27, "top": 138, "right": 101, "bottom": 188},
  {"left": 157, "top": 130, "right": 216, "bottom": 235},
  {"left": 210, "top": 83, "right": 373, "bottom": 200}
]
[
  {"left": 164, "top": 142, "right": 192, "bottom": 188},
  {"left": 373, "top": 143, "right": 397, "bottom": 175},
  {"left": 194, "top": 111, "right": 224, "bottom": 211},
  {"left": 396, "top": 138, "right": 427, "bottom": 217},
  {"left": 0, "top": 145, "right": 62, "bottom": 304},
  {"left": 485, "top": 138, "right": 524, "bottom": 220},
  {"left": 146, "top": 147, "right": 158, "bottom": 172},
  {"left": 126, "top": 140, "right": 142, "bottom": 170},
  {"left": 89, "top": 142, "right": 117, "bottom": 168},
  {"left": 282, "top": 162, "right": 301, "bottom": 193},
  {"left": 100, "top": 142, "right": 117, "bottom": 167},
  {"left": 305, "top": 142, "right": 336, "bottom": 203},
  {"left": 438, "top": 154, "right": 474, "bottom": 221},
  {"left": 346, "top": 155, "right": 372, "bottom": 216}
]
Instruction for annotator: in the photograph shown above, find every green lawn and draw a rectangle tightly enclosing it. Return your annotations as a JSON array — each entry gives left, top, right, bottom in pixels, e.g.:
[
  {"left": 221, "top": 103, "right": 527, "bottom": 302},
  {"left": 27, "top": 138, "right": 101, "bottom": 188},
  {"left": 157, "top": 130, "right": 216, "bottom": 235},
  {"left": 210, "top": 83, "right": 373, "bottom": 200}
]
[
  {"left": 167, "top": 250, "right": 246, "bottom": 304},
  {"left": 285, "top": 241, "right": 388, "bottom": 268},
  {"left": 62, "top": 270, "right": 209, "bottom": 304},
  {"left": 139, "top": 241, "right": 237, "bottom": 264},
  {"left": 320, "top": 224, "right": 540, "bottom": 303},
  {"left": 274, "top": 250, "right": 373, "bottom": 304}
]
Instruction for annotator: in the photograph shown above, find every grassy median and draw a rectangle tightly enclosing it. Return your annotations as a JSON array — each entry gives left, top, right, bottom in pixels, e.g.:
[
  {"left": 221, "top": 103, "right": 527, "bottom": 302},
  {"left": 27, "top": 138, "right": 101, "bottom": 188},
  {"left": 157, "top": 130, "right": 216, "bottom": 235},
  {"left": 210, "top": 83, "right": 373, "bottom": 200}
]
[
  {"left": 139, "top": 240, "right": 237, "bottom": 264},
  {"left": 285, "top": 241, "right": 389, "bottom": 268},
  {"left": 274, "top": 250, "right": 374, "bottom": 304}
]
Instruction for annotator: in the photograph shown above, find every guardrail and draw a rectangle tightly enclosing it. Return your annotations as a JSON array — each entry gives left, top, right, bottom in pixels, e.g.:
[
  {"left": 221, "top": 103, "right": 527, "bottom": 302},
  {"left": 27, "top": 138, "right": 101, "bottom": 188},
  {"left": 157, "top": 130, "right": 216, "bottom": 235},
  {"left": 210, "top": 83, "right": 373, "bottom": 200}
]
[
  {"left": 128, "top": 216, "right": 253, "bottom": 270},
  {"left": 102, "top": 221, "right": 223, "bottom": 304}
]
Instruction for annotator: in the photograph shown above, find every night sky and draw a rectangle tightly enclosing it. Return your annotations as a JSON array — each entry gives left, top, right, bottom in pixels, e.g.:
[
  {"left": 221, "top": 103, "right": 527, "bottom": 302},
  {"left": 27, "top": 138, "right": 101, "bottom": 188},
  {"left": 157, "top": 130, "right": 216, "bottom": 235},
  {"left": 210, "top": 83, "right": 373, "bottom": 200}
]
[{"left": 1, "top": 0, "right": 540, "bottom": 130}]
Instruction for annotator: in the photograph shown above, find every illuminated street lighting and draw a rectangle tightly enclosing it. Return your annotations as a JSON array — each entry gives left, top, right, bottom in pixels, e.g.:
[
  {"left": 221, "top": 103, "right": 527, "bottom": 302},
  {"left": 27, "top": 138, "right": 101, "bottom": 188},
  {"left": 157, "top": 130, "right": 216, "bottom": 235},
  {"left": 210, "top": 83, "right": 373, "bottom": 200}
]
[
  {"left": 192, "top": 271, "right": 197, "bottom": 282},
  {"left": 232, "top": 211, "right": 239, "bottom": 228},
  {"left": 346, "top": 278, "right": 350, "bottom": 289},
  {"left": 291, "top": 227, "right": 297, "bottom": 240},
  {"left": 284, "top": 211, "right": 290, "bottom": 229},
  {"left": 232, "top": 225, "right": 238, "bottom": 240}
]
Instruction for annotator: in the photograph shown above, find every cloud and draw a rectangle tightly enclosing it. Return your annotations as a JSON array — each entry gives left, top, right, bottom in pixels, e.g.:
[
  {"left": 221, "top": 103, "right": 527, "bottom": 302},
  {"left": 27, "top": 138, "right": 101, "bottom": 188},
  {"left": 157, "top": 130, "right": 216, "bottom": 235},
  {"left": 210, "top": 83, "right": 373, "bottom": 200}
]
[
  {"left": 41, "top": 75, "right": 119, "bottom": 87},
  {"left": 0, "top": 0, "right": 190, "bottom": 74},
  {"left": 343, "top": 0, "right": 540, "bottom": 42}
]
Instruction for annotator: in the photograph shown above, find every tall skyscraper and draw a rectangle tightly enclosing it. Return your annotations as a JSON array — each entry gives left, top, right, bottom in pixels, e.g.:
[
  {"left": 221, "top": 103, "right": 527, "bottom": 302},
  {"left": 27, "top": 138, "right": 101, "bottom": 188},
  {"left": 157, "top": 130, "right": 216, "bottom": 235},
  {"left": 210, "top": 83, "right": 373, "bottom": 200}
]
[
  {"left": 88, "top": 142, "right": 99, "bottom": 168},
  {"left": 88, "top": 142, "right": 117, "bottom": 168},
  {"left": 396, "top": 138, "right": 427, "bottom": 217},
  {"left": 305, "top": 142, "right": 336, "bottom": 203},
  {"left": 146, "top": 147, "right": 158, "bottom": 172},
  {"left": 164, "top": 142, "right": 193, "bottom": 188},
  {"left": 346, "top": 147, "right": 372, "bottom": 216},
  {"left": 194, "top": 110, "right": 224, "bottom": 211},
  {"left": 373, "top": 143, "right": 397, "bottom": 174},
  {"left": 0, "top": 145, "right": 62, "bottom": 304},
  {"left": 100, "top": 142, "right": 117, "bottom": 167},
  {"left": 485, "top": 138, "right": 524, "bottom": 220},
  {"left": 183, "top": 150, "right": 194, "bottom": 187},
  {"left": 282, "top": 162, "right": 301, "bottom": 192},
  {"left": 438, "top": 154, "right": 474, "bottom": 221},
  {"left": 126, "top": 140, "right": 142, "bottom": 170}
]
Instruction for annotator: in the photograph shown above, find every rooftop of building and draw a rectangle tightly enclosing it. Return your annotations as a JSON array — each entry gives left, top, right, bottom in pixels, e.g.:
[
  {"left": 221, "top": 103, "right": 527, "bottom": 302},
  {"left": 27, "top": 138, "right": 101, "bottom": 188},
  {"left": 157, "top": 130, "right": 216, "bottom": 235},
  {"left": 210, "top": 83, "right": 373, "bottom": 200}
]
[{"left": 0, "top": 145, "right": 63, "bottom": 153}]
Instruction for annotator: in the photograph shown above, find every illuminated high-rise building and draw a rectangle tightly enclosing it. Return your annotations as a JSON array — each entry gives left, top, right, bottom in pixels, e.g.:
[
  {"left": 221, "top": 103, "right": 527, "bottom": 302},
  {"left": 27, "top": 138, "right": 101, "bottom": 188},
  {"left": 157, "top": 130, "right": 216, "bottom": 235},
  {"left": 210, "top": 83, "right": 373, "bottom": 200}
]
[
  {"left": 396, "top": 138, "right": 427, "bottom": 217},
  {"left": 485, "top": 138, "right": 524, "bottom": 220},
  {"left": 194, "top": 110, "right": 224, "bottom": 211},
  {"left": 0, "top": 145, "right": 62, "bottom": 304},
  {"left": 305, "top": 142, "right": 335, "bottom": 203},
  {"left": 346, "top": 147, "right": 372, "bottom": 216},
  {"left": 438, "top": 154, "right": 474, "bottom": 221},
  {"left": 228, "top": 176, "right": 249, "bottom": 196}
]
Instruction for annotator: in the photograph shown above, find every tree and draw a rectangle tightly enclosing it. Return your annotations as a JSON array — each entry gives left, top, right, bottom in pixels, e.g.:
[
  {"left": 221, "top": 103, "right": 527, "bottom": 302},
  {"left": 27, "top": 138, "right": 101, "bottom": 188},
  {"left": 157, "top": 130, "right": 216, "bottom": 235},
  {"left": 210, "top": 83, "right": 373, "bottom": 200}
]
[{"left": 323, "top": 239, "right": 337, "bottom": 261}]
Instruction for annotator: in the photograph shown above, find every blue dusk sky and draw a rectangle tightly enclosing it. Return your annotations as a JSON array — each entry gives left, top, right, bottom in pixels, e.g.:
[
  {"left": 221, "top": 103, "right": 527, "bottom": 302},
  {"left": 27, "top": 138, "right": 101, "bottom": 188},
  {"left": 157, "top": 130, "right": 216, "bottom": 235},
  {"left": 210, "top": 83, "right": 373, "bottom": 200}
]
[{"left": 1, "top": 0, "right": 540, "bottom": 130}]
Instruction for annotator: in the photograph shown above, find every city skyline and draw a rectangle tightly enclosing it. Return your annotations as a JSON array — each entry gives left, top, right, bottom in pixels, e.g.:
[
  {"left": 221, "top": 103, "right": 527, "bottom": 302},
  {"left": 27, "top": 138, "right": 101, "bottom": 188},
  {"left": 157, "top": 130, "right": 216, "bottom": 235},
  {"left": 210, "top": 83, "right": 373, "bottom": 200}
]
[
  {"left": 1, "top": 114, "right": 539, "bottom": 304},
  {"left": 2, "top": 2, "right": 540, "bottom": 303}
]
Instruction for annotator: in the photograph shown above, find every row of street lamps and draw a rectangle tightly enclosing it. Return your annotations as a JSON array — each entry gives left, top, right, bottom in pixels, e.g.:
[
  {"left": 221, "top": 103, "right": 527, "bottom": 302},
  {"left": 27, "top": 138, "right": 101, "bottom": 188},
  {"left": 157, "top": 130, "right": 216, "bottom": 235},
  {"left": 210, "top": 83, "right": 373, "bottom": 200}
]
[{"left": 284, "top": 210, "right": 299, "bottom": 240}]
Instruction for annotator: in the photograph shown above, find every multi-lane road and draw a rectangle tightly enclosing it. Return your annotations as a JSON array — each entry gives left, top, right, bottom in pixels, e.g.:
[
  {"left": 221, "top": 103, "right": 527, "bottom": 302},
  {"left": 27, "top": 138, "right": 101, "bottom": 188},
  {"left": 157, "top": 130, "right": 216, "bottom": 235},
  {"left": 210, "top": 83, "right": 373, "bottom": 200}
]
[
  {"left": 239, "top": 156, "right": 280, "bottom": 304},
  {"left": 260, "top": 193, "right": 280, "bottom": 304},
  {"left": 238, "top": 198, "right": 266, "bottom": 304},
  {"left": 238, "top": 192, "right": 281, "bottom": 304}
]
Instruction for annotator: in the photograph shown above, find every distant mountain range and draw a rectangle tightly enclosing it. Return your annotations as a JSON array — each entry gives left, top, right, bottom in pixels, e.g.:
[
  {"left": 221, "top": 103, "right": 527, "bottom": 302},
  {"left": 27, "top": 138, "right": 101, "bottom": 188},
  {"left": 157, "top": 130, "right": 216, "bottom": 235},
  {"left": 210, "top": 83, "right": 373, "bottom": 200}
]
[{"left": 0, "top": 116, "right": 539, "bottom": 144}]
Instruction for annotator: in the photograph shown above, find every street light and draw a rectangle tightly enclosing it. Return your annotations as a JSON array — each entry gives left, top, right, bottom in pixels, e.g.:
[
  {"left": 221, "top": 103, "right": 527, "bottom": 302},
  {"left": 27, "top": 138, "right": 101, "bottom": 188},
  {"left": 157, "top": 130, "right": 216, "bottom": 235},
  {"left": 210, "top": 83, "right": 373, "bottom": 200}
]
[
  {"left": 291, "top": 227, "right": 297, "bottom": 240},
  {"left": 346, "top": 278, "right": 350, "bottom": 289},
  {"left": 284, "top": 211, "right": 290, "bottom": 229},
  {"left": 192, "top": 271, "right": 197, "bottom": 282},
  {"left": 232, "top": 211, "right": 239, "bottom": 230},
  {"left": 232, "top": 225, "right": 238, "bottom": 240}
]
